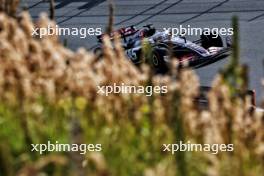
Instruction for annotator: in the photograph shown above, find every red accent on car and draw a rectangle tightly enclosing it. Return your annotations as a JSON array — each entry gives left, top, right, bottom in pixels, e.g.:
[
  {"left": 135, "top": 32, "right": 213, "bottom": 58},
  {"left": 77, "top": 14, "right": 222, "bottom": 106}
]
[{"left": 179, "top": 54, "right": 194, "bottom": 62}]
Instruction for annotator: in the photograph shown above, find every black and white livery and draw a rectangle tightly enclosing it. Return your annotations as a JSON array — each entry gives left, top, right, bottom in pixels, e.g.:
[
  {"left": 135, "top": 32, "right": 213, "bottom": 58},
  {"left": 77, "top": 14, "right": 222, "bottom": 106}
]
[{"left": 93, "top": 24, "right": 232, "bottom": 72}]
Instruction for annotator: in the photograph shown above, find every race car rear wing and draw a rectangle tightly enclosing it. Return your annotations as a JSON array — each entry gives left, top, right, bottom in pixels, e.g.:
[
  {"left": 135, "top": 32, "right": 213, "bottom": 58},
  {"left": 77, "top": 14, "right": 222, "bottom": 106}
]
[{"left": 97, "top": 26, "right": 138, "bottom": 42}]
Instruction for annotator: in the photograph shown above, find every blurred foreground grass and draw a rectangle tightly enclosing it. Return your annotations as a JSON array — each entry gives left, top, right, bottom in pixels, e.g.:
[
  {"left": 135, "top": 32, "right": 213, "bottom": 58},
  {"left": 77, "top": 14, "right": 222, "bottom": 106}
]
[{"left": 0, "top": 9, "right": 263, "bottom": 176}]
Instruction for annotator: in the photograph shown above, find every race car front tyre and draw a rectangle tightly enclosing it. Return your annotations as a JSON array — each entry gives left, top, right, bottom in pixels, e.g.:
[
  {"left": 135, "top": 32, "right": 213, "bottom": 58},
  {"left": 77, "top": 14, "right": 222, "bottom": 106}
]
[{"left": 201, "top": 33, "right": 223, "bottom": 49}]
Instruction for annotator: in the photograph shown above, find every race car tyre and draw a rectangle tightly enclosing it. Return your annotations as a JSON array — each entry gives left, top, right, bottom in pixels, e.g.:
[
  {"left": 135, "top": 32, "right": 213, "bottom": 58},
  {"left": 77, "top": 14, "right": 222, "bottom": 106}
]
[
  {"left": 151, "top": 50, "right": 168, "bottom": 73},
  {"left": 201, "top": 33, "right": 223, "bottom": 49}
]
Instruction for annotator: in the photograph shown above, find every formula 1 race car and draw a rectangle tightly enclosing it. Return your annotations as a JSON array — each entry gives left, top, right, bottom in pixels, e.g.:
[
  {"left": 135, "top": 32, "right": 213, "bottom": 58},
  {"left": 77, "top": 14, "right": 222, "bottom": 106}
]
[{"left": 93, "top": 24, "right": 232, "bottom": 73}]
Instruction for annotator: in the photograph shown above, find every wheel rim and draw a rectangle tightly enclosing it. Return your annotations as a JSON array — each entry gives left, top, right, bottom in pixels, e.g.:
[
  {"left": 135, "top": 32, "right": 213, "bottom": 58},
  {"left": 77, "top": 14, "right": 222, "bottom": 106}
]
[{"left": 152, "top": 54, "right": 159, "bottom": 66}]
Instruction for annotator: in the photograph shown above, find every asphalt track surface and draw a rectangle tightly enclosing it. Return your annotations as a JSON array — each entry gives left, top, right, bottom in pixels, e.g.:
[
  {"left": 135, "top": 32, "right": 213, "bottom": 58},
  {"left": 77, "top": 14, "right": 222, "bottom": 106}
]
[{"left": 23, "top": 0, "right": 264, "bottom": 104}]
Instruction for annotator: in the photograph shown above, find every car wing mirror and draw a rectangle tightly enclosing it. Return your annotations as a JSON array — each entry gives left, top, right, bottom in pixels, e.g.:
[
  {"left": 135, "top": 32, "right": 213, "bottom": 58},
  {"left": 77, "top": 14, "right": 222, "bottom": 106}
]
[{"left": 179, "top": 35, "right": 187, "bottom": 43}]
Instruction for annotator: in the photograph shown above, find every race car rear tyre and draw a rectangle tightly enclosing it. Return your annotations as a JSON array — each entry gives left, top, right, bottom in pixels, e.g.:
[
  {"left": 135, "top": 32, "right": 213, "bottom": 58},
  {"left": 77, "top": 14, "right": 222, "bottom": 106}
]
[
  {"left": 201, "top": 33, "right": 223, "bottom": 49},
  {"left": 151, "top": 50, "right": 168, "bottom": 73}
]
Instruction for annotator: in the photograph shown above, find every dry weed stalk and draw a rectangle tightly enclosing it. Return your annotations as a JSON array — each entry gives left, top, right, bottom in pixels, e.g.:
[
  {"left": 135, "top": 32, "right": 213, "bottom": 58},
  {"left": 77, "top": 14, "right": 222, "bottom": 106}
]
[{"left": 0, "top": 0, "right": 20, "bottom": 17}]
